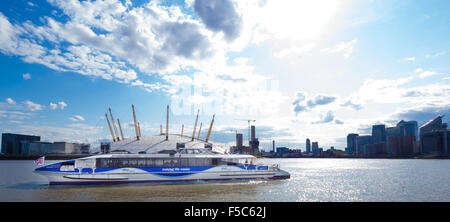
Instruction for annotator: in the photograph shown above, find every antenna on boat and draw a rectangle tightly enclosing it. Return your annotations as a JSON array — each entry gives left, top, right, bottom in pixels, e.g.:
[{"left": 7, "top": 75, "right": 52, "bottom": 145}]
[
  {"left": 117, "top": 118, "right": 124, "bottom": 140},
  {"left": 197, "top": 122, "right": 202, "bottom": 140},
  {"left": 109, "top": 108, "right": 120, "bottom": 141},
  {"left": 105, "top": 113, "right": 116, "bottom": 142},
  {"left": 166, "top": 105, "right": 169, "bottom": 141},
  {"left": 205, "top": 114, "right": 215, "bottom": 143},
  {"left": 192, "top": 109, "right": 200, "bottom": 141},
  {"left": 132, "top": 104, "right": 140, "bottom": 140}
]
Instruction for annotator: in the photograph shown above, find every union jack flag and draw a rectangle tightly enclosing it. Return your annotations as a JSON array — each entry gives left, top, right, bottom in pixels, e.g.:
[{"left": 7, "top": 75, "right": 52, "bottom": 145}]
[{"left": 34, "top": 156, "right": 45, "bottom": 165}]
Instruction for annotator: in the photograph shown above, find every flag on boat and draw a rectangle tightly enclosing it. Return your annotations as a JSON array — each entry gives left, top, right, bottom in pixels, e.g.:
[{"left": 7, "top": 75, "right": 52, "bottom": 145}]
[{"left": 34, "top": 156, "right": 45, "bottom": 165}]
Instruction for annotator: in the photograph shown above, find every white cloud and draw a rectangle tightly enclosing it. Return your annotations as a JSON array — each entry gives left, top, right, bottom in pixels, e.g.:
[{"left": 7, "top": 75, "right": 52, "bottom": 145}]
[
  {"left": 415, "top": 67, "right": 438, "bottom": 78},
  {"left": 69, "top": 115, "right": 85, "bottom": 121},
  {"left": 27, "top": 1, "right": 36, "bottom": 7},
  {"left": 5, "top": 98, "right": 16, "bottom": 105},
  {"left": 426, "top": 51, "right": 447, "bottom": 59},
  {"left": 321, "top": 39, "right": 357, "bottom": 59},
  {"left": 274, "top": 43, "right": 316, "bottom": 59},
  {"left": 292, "top": 92, "right": 337, "bottom": 115},
  {"left": 405, "top": 57, "right": 416, "bottom": 61},
  {"left": 50, "top": 101, "right": 68, "bottom": 110},
  {"left": 58, "top": 101, "right": 67, "bottom": 109},
  {"left": 419, "top": 71, "right": 437, "bottom": 79},
  {"left": 49, "top": 102, "right": 58, "bottom": 110},
  {"left": 22, "top": 73, "right": 31, "bottom": 80},
  {"left": 23, "top": 100, "right": 44, "bottom": 111}
]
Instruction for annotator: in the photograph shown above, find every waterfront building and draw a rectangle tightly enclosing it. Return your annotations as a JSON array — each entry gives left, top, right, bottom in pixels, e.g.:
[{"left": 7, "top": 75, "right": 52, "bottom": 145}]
[
  {"left": 372, "top": 125, "right": 386, "bottom": 143},
  {"left": 236, "top": 133, "right": 243, "bottom": 148},
  {"left": 306, "top": 138, "right": 311, "bottom": 153},
  {"left": 386, "top": 126, "right": 401, "bottom": 153},
  {"left": 20, "top": 141, "right": 53, "bottom": 155},
  {"left": 356, "top": 135, "right": 371, "bottom": 155},
  {"left": 51, "top": 142, "right": 90, "bottom": 154},
  {"left": 385, "top": 120, "right": 419, "bottom": 155},
  {"left": 346, "top": 133, "right": 358, "bottom": 154},
  {"left": 366, "top": 143, "right": 387, "bottom": 155},
  {"left": 388, "top": 135, "right": 415, "bottom": 155},
  {"left": 230, "top": 126, "right": 260, "bottom": 155},
  {"left": 249, "top": 125, "right": 260, "bottom": 154},
  {"left": 276, "top": 147, "right": 291, "bottom": 154},
  {"left": 420, "top": 116, "right": 449, "bottom": 155},
  {"left": 312, "top": 142, "right": 319, "bottom": 154},
  {"left": 1, "top": 133, "right": 40, "bottom": 155},
  {"left": 397, "top": 120, "right": 418, "bottom": 140},
  {"left": 420, "top": 115, "right": 447, "bottom": 154}
]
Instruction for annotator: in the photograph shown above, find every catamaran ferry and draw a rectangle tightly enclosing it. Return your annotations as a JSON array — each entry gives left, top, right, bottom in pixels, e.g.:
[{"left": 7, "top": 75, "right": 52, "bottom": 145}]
[{"left": 34, "top": 148, "right": 290, "bottom": 185}]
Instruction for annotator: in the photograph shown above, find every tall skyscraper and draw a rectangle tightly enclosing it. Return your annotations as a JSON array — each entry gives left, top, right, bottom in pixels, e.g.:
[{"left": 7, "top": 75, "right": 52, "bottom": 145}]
[
  {"left": 385, "top": 120, "right": 419, "bottom": 155},
  {"left": 312, "top": 142, "right": 319, "bottom": 154},
  {"left": 420, "top": 116, "right": 448, "bottom": 155},
  {"left": 306, "top": 138, "right": 311, "bottom": 153},
  {"left": 397, "top": 120, "right": 418, "bottom": 140},
  {"left": 372, "top": 125, "right": 386, "bottom": 143},
  {"left": 346, "top": 133, "right": 359, "bottom": 154},
  {"left": 356, "top": 135, "right": 371, "bottom": 154}
]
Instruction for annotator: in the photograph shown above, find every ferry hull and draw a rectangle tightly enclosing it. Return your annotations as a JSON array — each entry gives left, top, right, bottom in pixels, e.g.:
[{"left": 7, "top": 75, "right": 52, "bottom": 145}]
[{"left": 35, "top": 167, "right": 290, "bottom": 185}]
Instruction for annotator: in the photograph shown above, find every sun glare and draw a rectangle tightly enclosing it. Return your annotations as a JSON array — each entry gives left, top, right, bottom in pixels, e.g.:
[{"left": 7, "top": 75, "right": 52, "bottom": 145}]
[{"left": 261, "top": 0, "right": 341, "bottom": 41}]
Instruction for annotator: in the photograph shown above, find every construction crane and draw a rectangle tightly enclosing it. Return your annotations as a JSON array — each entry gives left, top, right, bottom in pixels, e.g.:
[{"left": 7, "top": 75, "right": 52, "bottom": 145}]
[{"left": 234, "top": 119, "right": 256, "bottom": 142}]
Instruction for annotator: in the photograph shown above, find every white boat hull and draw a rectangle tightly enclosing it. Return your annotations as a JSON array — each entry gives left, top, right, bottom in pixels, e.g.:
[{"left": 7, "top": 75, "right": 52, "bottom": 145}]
[{"left": 35, "top": 166, "right": 290, "bottom": 185}]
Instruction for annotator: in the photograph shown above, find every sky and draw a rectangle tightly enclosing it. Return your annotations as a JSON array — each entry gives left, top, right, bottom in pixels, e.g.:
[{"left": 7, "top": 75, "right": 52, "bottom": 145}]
[{"left": 0, "top": 0, "right": 449, "bottom": 151}]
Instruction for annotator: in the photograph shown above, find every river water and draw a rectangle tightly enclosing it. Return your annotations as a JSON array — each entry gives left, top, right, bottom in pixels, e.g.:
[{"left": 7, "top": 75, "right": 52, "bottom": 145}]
[{"left": 0, "top": 158, "right": 449, "bottom": 202}]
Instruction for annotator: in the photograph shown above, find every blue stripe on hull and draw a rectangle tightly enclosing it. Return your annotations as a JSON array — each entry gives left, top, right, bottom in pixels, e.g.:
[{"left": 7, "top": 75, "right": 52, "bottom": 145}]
[{"left": 49, "top": 176, "right": 285, "bottom": 185}]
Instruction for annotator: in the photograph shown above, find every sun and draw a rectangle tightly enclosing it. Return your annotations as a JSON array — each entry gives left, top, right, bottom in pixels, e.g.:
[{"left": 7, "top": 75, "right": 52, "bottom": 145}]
[{"left": 260, "top": 0, "right": 341, "bottom": 41}]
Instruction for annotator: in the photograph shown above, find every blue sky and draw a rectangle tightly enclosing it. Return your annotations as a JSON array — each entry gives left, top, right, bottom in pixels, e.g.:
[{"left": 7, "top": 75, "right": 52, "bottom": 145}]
[{"left": 1, "top": 0, "right": 449, "bottom": 151}]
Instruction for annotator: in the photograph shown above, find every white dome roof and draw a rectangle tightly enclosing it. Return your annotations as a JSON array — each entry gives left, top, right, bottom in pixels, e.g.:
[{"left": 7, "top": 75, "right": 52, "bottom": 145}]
[{"left": 104, "top": 134, "right": 228, "bottom": 154}]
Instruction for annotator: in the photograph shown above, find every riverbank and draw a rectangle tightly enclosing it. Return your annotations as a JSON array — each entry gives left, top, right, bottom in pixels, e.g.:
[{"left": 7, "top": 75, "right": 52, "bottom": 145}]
[
  {"left": 0, "top": 154, "right": 91, "bottom": 160},
  {"left": 261, "top": 154, "right": 450, "bottom": 159},
  {"left": 1, "top": 154, "right": 448, "bottom": 160}
]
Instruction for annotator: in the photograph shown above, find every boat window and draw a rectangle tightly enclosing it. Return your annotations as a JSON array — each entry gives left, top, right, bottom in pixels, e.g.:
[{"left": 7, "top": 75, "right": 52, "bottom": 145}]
[
  {"left": 96, "top": 157, "right": 222, "bottom": 168},
  {"left": 61, "top": 162, "right": 75, "bottom": 166}
]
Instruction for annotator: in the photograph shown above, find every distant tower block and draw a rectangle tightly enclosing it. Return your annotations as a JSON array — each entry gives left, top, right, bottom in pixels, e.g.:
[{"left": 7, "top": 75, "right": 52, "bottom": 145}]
[
  {"left": 236, "top": 133, "right": 243, "bottom": 148},
  {"left": 306, "top": 138, "right": 311, "bottom": 153},
  {"left": 251, "top": 125, "right": 256, "bottom": 141},
  {"left": 272, "top": 140, "right": 275, "bottom": 152}
]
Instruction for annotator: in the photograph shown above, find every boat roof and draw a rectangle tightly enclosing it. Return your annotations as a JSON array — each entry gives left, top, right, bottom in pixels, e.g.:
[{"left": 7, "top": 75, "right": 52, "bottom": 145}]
[{"left": 79, "top": 153, "right": 255, "bottom": 160}]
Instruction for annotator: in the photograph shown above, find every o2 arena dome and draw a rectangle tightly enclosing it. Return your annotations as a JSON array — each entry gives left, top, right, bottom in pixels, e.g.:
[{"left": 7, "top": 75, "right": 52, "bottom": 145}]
[
  {"left": 108, "top": 134, "right": 228, "bottom": 154},
  {"left": 97, "top": 105, "right": 228, "bottom": 154}
]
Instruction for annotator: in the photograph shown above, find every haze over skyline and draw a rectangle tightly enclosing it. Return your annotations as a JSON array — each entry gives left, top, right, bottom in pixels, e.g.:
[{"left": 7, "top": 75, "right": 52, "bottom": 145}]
[{"left": 1, "top": 0, "right": 449, "bottom": 151}]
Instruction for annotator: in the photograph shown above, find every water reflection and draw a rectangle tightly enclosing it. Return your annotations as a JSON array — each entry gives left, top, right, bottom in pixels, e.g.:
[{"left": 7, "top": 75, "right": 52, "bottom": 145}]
[{"left": 1, "top": 159, "right": 449, "bottom": 201}]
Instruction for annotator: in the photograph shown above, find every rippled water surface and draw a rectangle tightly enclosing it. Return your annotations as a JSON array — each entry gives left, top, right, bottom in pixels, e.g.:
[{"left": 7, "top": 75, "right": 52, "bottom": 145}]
[{"left": 1, "top": 158, "right": 449, "bottom": 201}]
